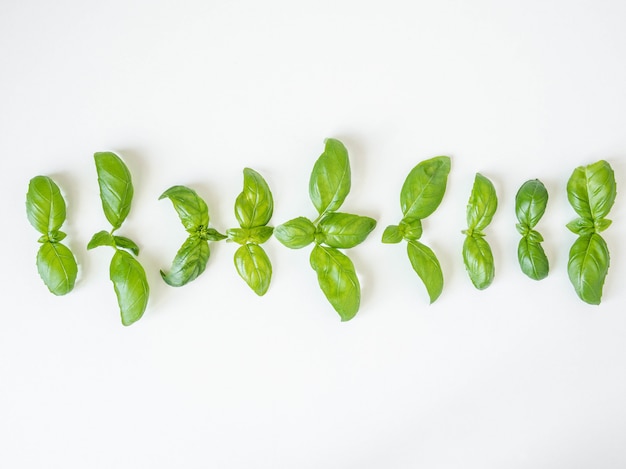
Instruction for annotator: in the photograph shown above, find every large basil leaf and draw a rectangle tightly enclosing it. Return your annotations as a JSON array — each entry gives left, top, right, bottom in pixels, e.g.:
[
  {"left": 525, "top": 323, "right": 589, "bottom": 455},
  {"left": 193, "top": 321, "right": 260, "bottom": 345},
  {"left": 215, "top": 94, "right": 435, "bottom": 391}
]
[
  {"left": 159, "top": 185, "right": 209, "bottom": 232},
  {"left": 462, "top": 235, "right": 494, "bottom": 290},
  {"left": 400, "top": 156, "right": 451, "bottom": 219},
  {"left": 161, "top": 236, "right": 210, "bottom": 287},
  {"left": 94, "top": 152, "right": 134, "bottom": 230},
  {"left": 26, "top": 175, "right": 66, "bottom": 235},
  {"left": 235, "top": 168, "right": 273, "bottom": 229},
  {"left": 518, "top": 237, "right": 549, "bottom": 281},
  {"left": 309, "top": 245, "right": 360, "bottom": 321},
  {"left": 309, "top": 138, "right": 351, "bottom": 216},
  {"left": 407, "top": 240, "right": 443, "bottom": 303},
  {"left": 234, "top": 243, "right": 272, "bottom": 296},
  {"left": 110, "top": 249, "right": 149, "bottom": 326},
  {"left": 466, "top": 173, "right": 498, "bottom": 232},
  {"left": 567, "top": 160, "right": 616, "bottom": 222},
  {"left": 515, "top": 179, "right": 548, "bottom": 229},
  {"left": 317, "top": 212, "right": 376, "bottom": 249},
  {"left": 567, "top": 233, "right": 610, "bottom": 305},
  {"left": 274, "top": 217, "right": 316, "bottom": 249},
  {"left": 36, "top": 242, "right": 78, "bottom": 296}
]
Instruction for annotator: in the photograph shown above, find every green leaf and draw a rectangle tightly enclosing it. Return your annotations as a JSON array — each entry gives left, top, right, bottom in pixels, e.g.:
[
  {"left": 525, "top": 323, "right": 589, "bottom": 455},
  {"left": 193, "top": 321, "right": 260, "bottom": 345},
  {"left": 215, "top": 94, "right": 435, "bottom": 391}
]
[
  {"left": 113, "top": 236, "right": 140, "bottom": 256},
  {"left": 566, "top": 218, "right": 594, "bottom": 235},
  {"left": 234, "top": 243, "right": 272, "bottom": 296},
  {"left": 317, "top": 212, "right": 376, "bottom": 249},
  {"left": 462, "top": 234, "right": 495, "bottom": 290},
  {"left": 399, "top": 217, "right": 423, "bottom": 241},
  {"left": 567, "top": 160, "right": 616, "bottom": 223},
  {"left": 87, "top": 230, "right": 115, "bottom": 250},
  {"left": 226, "top": 228, "right": 248, "bottom": 245},
  {"left": 36, "top": 242, "right": 78, "bottom": 296},
  {"left": 248, "top": 226, "right": 274, "bottom": 244},
  {"left": 159, "top": 185, "right": 209, "bottom": 232},
  {"left": 382, "top": 225, "right": 402, "bottom": 244},
  {"left": 161, "top": 236, "right": 210, "bottom": 287},
  {"left": 26, "top": 175, "right": 67, "bottom": 235},
  {"left": 235, "top": 168, "right": 274, "bottom": 229},
  {"left": 518, "top": 237, "right": 549, "bottom": 280},
  {"left": 567, "top": 233, "right": 610, "bottom": 305},
  {"left": 595, "top": 218, "right": 612, "bottom": 233},
  {"left": 94, "top": 152, "right": 134, "bottom": 230},
  {"left": 407, "top": 240, "right": 444, "bottom": 303},
  {"left": 309, "top": 245, "right": 360, "bottom": 321},
  {"left": 309, "top": 138, "right": 351, "bottom": 216},
  {"left": 203, "top": 228, "right": 227, "bottom": 242},
  {"left": 515, "top": 179, "right": 548, "bottom": 229},
  {"left": 400, "top": 156, "right": 451, "bottom": 219},
  {"left": 466, "top": 173, "right": 498, "bottom": 232},
  {"left": 110, "top": 250, "right": 149, "bottom": 325},
  {"left": 274, "top": 217, "right": 316, "bottom": 249}
]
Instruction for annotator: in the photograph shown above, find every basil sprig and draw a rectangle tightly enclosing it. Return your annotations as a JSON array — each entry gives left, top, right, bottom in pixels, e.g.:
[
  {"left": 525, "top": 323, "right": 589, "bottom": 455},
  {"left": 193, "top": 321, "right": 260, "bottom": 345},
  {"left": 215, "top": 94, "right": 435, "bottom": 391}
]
[
  {"left": 26, "top": 175, "right": 78, "bottom": 295},
  {"left": 566, "top": 160, "right": 616, "bottom": 305},
  {"left": 159, "top": 185, "right": 226, "bottom": 287},
  {"left": 382, "top": 156, "right": 450, "bottom": 303},
  {"left": 462, "top": 173, "right": 498, "bottom": 290},
  {"left": 274, "top": 138, "right": 376, "bottom": 321},
  {"left": 515, "top": 179, "right": 549, "bottom": 280},
  {"left": 87, "top": 152, "right": 149, "bottom": 326}
]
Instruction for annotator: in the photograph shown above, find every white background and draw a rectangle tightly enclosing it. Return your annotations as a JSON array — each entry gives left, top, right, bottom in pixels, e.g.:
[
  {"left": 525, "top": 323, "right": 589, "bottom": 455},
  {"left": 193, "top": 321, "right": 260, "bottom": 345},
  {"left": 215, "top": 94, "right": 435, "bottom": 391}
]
[{"left": 2, "top": 1, "right": 626, "bottom": 467}]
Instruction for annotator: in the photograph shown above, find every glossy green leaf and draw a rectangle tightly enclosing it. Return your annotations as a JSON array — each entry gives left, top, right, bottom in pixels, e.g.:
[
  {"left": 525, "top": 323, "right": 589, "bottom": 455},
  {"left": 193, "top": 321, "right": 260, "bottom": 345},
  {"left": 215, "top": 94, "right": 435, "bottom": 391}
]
[
  {"left": 399, "top": 217, "right": 423, "bottom": 241},
  {"left": 234, "top": 243, "right": 272, "bottom": 296},
  {"left": 26, "top": 175, "right": 66, "bottom": 235},
  {"left": 203, "top": 228, "right": 227, "bottom": 242},
  {"left": 87, "top": 230, "right": 115, "bottom": 250},
  {"left": 466, "top": 173, "right": 498, "bottom": 232},
  {"left": 274, "top": 217, "right": 316, "bottom": 249},
  {"left": 566, "top": 218, "right": 594, "bottom": 235},
  {"left": 400, "top": 156, "right": 451, "bottom": 219},
  {"left": 227, "top": 226, "right": 274, "bottom": 245},
  {"left": 518, "top": 237, "right": 549, "bottom": 280},
  {"left": 113, "top": 236, "right": 140, "bottom": 256},
  {"left": 515, "top": 179, "right": 548, "bottom": 229},
  {"left": 226, "top": 228, "right": 248, "bottom": 245},
  {"left": 110, "top": 249, "right": 149, "bottom": 325},
  {"left": 382, "top": 225, "right": 402, "bottom": 244},
  {"left": 94, "top": 152, "right": 134, "bottom": 230},
  {"left": 36, "top": 242, "right": 78, "bottom": 296},
  {"left": 159, "top": 185, "right": 209, "bottom": 232},
  {"left": 309, "top": 138, "right": 351, "bottom": 216},
  {"left": 567, "top": 160, "right": 616, "bottom": 222},
  {"left": 317, "top": 212, "right": 376, "bottom": 249},
  {"left": 407, "top": 240, "right": 443, "bottom": 303},
  {"left": 235, "top": 168, "right": 273, "bottom": 229},
  {"left": 161, "top": 236, "right": 210, "bottom": 287},
  {"left": 462, "top": 235, "right": 494, "bottom": 290},
  {"left": 309, "top": 245, "right": 360, "bottom": 321},
  {"left": 567, "top": 233, "right": 610, "bottom": 305}
]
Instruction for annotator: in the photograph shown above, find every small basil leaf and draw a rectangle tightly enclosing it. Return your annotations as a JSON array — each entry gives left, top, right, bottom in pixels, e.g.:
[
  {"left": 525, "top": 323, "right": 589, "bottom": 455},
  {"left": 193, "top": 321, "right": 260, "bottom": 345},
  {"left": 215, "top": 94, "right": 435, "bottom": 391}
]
[
  {"left": 94, "top": 152, "right": 134, "bottom": 230},
  {"left": 382, "top": 225, "right": 402, "bottom": 244},
  {"left": 48, "top": 231, "right": 67, "bottom": 243},
  {"left": 26, "top": 175, "right": 66, "bottom": 235},
  {"left": 226, "top": 228, "right": 249, "bottom": 245},
  {"left": 399, "top": 217, "right": 423, "bottom": 241},
  {"left": 309, "top": 138, "right": 351, "bottom": 216},
  {"left": 159, "top": 185, "right": 209, "bottom": 233},
  {"left": 515, "top": 179, "right": 548, "bottom": 229},
  {"left": 400, "top": 156, "right": 451, "bottom": 219},
  {"left": 161, "top": 236, "right": 210, "bottom": 287},
  {"left": 317, "top": 212, "right": 376, "bottom": 249},
  {"left": 407, "top": 240, "right": 443, "bottom": 303},
  {"left": 595, "top": 218, "right": 612, "bottom": 233},
  {"left": 274, "top": 217, "right": 316, "bottom": 249},
  {"left": 567, "top": 160, "right": 616, "bottom": 222},
  {"left": 526, "top": 229, "right": 544, "bottom": 244},
  {"left": 235, "top": 168, "right": 274, "bottom": 229},
  {"left": 248, "top": 226, "right": 274, "bottom": 244},
  {"left": 234, "top": 243, "right": 272, "bottom": 296},
  {"left": 203, "top": 228, "right": 227, "bottom": 242},
  {"left": 566, "top": 218, "right": 594, "bottom": 235},
  {"left": 462, "top": 234, "right": 495, "bottom": 290},
  {"left": 567, "top": 233, "right": 610, "bottom": 305},
  {"left": 466, "top": 173, "right": 498, "bottom": 232},
  {"left": 518, "top": 237, "right": 549, "bottom": 280},
  {"left": 110, "top": 249, "right": 149, "bottom": 325},
  {"left": 309, "top": 244, "right": 360, "bottom": 321},
  {"left": 36, "top": 242, "right": 78, "bottom": 296},
  {"left": 87, "top": 230, "right": 115, "bottom": 250},
  {"left": 113, "top": 236, "right": 140, "bottom": 256}
]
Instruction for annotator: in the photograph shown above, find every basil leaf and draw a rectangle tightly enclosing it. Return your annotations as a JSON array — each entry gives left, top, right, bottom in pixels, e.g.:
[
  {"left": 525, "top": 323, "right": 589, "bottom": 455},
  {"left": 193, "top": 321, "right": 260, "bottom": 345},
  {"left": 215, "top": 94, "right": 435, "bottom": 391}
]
[
  {"left": 248, "top": 226, "right": 273, "bottom": 244},
  {"left": 26, "top": 175, "right": 66, "bottom": 235},
  {"left": 566, "top": 218, "right": 594, "bottom": 235},
  {"left": 518, "top": 237, "right": 549, "bottom": 281},
  {"left": 309, "top": 138, "right": 351, "bottom": 216},
  {"left": 317, "top": 212, "right": 376, "bottom": 249},
  {"left": 161, "top": 236, "right": 210, "bottom": 287},
  {"left": 113, "top": 236, "right": 140, "bottom": 256},
  {"left": 87, "top": 230, "right": 115, "bottom": 250},
  {"left": 399, "top": 217, "right": 423, "bottom": 241},
  {"left": 462, "top": 235, "right": 495, "bottom": 290},
  {"left": 515, "top": 179, "right": 548, "bottom": 229},
  {"left": 567, "top": 160, "right": 616, "bottom": 222},
  {"left": 235, "top": 168, "right": 274, "bottom": 229},
  {"left": 407, "top": 240, "right": 443, "bottom": 303},
  {"left": 274, "top": 217, "right": 316, "bottom": 249},
  {"left": 226, "top": 227, "right": 248, "bottom": 245},
  {"left": 382, "top": 225, "right": 402, "bottom": 244},
  {"left": 466, "top": 173, "right": 498, "bottom": 232},
  {"left": 567, "top": 233, "right": 610, "bottom": 305},
  {"left": 109, "top": 250, "right": 149, "bottom": 325},
  {"left": 159, "top": 185, "right": 209, "bottom": 232},
  {"left": 309, "top": 245, "right": 360, "bottom": 321},
  {"left": 36, "top": 242, "right": 78, "bottom": 296},
  {"left": 400, "top": 156, "right": 451, "bottom": 219},
  {"left": 203, "top": 228, "right": 227, "bottom": 242},
  {"left": 234, "top": 243, "right": 272, "bottom": 296},
  {"left": 94, "top": 152, "right": 134, "bottom": 230}
]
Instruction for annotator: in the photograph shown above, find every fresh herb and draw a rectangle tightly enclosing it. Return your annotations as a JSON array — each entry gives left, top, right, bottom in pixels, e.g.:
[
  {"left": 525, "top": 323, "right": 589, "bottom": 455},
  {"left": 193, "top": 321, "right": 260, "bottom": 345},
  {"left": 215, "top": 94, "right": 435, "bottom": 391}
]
[
  {"left": 274, "top": 138, "right": 376, "bottom": 321},
  {"left": 87, "top": 152, "right": 149, "bottom": 326},
  {"left": 462, "top": 173, "right": 497, "bottom": 290},
  {"left": 382, "top": 156, "right": 450, "bottom": 303},
  {"left": 26, "top": 175, "right": 78, "bottom": 295},
  {"left": 515, "top": 179, "right": 549, "bottom": 280},
  {"left": 159, "top": 185, "right": 226, "bottom": 287},
  {"left": 566, "top": 160, "right": 616, "bottom": 304}
]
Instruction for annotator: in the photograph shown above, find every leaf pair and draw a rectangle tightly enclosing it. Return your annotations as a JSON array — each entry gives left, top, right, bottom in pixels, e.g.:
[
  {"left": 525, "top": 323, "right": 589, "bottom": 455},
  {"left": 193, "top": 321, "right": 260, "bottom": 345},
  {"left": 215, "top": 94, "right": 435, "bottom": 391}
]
[
  {"left": 515, "top": 179, "right": 549, "bottom": 280},
  {"left": 26, "top": 176, "right": 78, "bottom": 295},
  {"left": 275, "top": 138, "right": 376, "bottom": 321},
  {"left": 88, "top": 152, "right": 149, "bottom": 326},
  {"left": 566, "top": 160, "right": 616, "bottom": 305},
  {"left": 382, "top": 156, "right": 451, "bottom": 303},
  {"left": 462, "top": 173, "right": 497, "bottom": 290}
]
